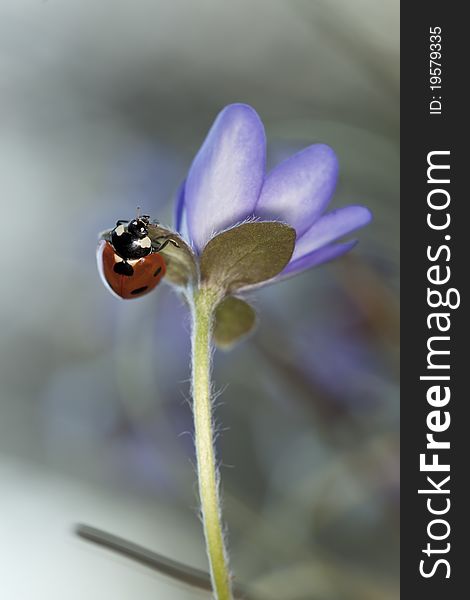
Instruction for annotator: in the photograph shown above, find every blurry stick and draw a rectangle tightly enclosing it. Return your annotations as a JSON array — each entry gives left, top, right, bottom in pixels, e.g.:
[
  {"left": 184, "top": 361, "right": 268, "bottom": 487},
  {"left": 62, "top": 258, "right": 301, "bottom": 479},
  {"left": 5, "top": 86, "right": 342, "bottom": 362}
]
[{"left": 75, "top": 524, "right": 255, "bottom": 599}]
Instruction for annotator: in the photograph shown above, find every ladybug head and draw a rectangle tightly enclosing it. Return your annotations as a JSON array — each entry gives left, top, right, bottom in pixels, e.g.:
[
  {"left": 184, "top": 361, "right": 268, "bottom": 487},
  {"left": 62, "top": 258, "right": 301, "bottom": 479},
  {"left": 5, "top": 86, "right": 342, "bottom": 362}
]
[{"left": 128, "top": 216, "right": 150, "bottom": 239}]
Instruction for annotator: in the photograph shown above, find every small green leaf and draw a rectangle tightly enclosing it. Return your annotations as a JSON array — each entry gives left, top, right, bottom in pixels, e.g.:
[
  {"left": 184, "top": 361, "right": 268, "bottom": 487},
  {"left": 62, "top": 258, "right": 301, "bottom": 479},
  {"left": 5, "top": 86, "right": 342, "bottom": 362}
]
[
  {"left": 200, "top": 221, "right": 296, "bottom": 292},
  {"left": 147, "top": 224, "right": 197, "bottom": 287},
  {"left": 213, "top": 296, "right": 257, "bottom": 350}
]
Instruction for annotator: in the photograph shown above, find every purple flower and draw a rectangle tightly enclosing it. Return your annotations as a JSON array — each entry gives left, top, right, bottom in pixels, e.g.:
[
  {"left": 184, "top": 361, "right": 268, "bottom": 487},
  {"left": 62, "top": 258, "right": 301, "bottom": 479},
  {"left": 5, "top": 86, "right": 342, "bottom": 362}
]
[{"left": 175, "top": 103, "right": 371, "bottom": 281}]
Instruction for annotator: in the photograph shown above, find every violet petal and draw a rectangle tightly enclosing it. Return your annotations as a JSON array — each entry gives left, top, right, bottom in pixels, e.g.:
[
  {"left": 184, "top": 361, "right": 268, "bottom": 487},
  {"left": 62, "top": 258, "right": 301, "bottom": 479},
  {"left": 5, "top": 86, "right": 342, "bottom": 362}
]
[
  {"left": 185, "top": 103, "right": 266, "bottom": 252},
  {"left": 282, "top": 240, "right": 358, "bottom": 277},
  {"left": 292, "top": 205, "right": 371, "bottom": 261},
  {"left": 255, "top": 144, "right": 338, "bottom": 237},
  {"left": 173, "top": 179, "right": 186, "bottom": 233}
]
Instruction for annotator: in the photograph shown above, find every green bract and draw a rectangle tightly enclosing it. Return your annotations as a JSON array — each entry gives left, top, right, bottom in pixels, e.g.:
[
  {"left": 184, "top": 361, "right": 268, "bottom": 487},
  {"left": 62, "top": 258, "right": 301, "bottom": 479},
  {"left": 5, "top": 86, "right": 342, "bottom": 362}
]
[
  {"left": 200, "top": 221, "right": 296, "bottom": 293},
  {"left": 213, "top": 296, "right": 257, "bottom": 350}
]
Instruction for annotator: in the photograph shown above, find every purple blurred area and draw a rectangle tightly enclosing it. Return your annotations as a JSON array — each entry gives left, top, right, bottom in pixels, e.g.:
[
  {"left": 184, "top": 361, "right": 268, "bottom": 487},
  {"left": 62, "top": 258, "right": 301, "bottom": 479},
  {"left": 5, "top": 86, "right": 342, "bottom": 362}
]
[{"left": 1, "top": 1, "right": 398, "bottom": 598}]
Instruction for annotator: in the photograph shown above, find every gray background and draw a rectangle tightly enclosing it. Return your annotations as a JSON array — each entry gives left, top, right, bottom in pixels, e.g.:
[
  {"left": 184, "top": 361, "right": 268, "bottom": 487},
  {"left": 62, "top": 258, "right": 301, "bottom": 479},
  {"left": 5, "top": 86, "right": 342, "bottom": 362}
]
[{"left": 1, "top": 1, "right": 399, "bottom": 599}]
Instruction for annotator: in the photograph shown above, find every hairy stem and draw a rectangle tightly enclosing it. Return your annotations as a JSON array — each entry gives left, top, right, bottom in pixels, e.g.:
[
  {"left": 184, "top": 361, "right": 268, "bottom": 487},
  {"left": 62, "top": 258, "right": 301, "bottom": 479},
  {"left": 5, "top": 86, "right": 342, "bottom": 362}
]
[{"left": 191, "top": 286, "right": 233, "bottom": 600}]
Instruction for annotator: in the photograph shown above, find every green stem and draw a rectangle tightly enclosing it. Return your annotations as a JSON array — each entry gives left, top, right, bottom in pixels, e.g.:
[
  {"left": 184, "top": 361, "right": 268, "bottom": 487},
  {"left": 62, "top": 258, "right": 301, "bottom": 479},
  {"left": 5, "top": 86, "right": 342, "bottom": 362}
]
[{"left": 191, "top": 287, "right": 233, "bottom": 600}]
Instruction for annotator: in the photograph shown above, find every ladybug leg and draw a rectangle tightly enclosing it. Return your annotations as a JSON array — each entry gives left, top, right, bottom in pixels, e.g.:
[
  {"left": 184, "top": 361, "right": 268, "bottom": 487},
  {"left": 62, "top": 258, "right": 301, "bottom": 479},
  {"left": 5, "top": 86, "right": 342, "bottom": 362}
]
[
  {"left": 99, "top": 229, "right": 113, "bottom": 242},
  {"left": 153, "top": 236, "right": 180, "bottom": 252}
]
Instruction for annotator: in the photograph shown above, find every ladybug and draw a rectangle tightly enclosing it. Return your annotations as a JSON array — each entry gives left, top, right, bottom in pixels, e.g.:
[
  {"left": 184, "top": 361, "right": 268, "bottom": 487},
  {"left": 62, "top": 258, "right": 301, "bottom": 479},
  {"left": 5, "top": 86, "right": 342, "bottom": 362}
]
[{"left": 97, "top": 215, "right": 178, "bottom": 299}]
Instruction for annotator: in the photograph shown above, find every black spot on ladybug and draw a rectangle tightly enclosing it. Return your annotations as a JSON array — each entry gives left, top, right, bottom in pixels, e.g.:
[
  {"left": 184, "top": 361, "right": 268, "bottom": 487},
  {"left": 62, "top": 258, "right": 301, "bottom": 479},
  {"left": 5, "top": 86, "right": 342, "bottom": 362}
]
[
  {"left": 131, "top": 286, "right": 149, "bottom": 295},
  {"left": 114, "top": 261, "right": 134, "bottom": 276},
  {"left": 153, "top": 266, "right": 162, "bottom": 277}
]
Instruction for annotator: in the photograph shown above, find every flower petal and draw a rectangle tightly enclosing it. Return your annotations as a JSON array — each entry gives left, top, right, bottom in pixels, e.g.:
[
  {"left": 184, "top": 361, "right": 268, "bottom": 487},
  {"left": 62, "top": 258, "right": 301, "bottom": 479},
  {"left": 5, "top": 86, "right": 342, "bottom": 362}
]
[
  {"left": 292, "top": 205, "right": 372, "bottom": 261},
  {"left": 173, "top": 179, "right": 186, "bottom": 233},
  {"left": 282, "top": 240, "right": 358, "bottom": 277},
  {"left": 255, "top": 144, "right": 338, "bottom": 236},
  {"left": 173, "top": 179, "right": 191, "bottom": 242},
  {"left": 185, "top": 104, "right": 266, "bottom": 252}
]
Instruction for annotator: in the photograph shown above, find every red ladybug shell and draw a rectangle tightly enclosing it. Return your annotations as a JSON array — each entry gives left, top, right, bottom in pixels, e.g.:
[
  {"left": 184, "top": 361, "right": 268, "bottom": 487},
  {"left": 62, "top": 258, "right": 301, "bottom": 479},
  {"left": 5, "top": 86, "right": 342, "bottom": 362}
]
[{"left": 97, "top": 240, "right": 166, "bottom": 299}]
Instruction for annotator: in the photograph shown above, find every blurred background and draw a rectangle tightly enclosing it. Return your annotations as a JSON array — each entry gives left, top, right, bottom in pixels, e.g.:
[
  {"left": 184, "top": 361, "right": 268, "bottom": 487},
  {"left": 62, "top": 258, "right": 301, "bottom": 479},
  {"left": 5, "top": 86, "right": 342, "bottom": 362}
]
[{"left": 0, "top": 1, "right": 399, "bottom": 599}]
